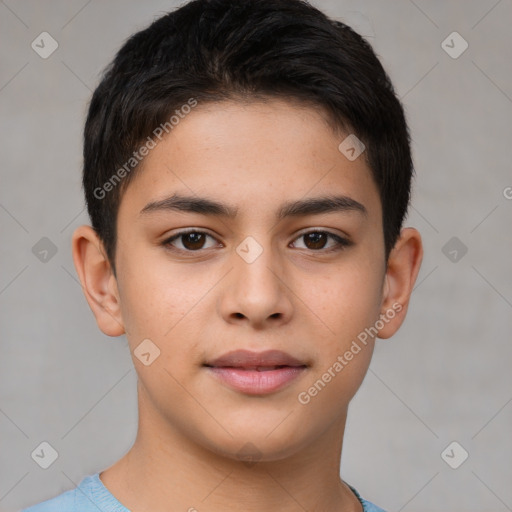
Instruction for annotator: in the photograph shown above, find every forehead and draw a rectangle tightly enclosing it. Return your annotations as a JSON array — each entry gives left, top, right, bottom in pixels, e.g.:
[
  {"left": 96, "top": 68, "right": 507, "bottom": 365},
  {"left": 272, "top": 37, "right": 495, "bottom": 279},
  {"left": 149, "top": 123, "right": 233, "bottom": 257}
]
[{"left": 117, "top": 98, "right": 381, "bottom": 223}]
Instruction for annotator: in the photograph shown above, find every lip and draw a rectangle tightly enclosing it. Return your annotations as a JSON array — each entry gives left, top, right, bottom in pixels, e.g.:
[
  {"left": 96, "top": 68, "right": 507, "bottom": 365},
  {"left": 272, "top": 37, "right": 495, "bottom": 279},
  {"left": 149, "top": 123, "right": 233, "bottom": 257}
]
[
  {"left": 206, "top": 349, "right": 306, "bottom": 368},
  {"left": 204, "top": 350, "right": 308, "bottom": 395}
]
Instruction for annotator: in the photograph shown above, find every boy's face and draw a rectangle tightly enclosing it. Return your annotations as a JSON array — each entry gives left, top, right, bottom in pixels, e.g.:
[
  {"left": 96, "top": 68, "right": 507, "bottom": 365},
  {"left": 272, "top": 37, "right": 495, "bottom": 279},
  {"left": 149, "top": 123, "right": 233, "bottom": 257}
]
[{"left": 75, "top": 98, "right": 420, "bottom": 461}]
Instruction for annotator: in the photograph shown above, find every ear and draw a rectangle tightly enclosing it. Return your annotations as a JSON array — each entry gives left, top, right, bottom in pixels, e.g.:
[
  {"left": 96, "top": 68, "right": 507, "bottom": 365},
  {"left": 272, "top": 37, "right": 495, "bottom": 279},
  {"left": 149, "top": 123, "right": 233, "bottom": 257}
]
[
  {"left": 71, "top": 225, "right": 125, "bottom": 337},
  {"left": 377, "top": 227, "right": 423, "bottom": 339}
]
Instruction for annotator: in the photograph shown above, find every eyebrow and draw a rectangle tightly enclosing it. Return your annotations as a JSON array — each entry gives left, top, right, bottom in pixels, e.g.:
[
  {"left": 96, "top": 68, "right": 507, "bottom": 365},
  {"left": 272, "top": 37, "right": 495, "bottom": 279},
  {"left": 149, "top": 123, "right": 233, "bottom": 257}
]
[{"left": 139, "top": 193, "right": 367, "bottom": 219}]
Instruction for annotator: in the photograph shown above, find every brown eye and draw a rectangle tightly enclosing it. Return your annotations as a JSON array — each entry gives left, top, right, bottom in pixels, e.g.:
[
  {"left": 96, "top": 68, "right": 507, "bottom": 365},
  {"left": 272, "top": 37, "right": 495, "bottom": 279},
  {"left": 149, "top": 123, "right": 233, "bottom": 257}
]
[
  {"left": 181, "top": 232, "right": 207, "bottom": 250},
  {"left": 164, "top": 231, "right": 218, "bottom": 251},
  {"left": 304, "top": 232, "right": 328, "bottom": 249},
  {"left": 292, "top": 231, "right": 351, "bottom": 251}
]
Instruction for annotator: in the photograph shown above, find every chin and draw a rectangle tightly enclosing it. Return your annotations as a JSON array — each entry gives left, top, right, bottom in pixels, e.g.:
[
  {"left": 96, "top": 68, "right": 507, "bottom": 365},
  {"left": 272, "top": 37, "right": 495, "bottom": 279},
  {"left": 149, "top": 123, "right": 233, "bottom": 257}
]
[{"left": 192, "top": 420, "right": 316, "bottom": 464}]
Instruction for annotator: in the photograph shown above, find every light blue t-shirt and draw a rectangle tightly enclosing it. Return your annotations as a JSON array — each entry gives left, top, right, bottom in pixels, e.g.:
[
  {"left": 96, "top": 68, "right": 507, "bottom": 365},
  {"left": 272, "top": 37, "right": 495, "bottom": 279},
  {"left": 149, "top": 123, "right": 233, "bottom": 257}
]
[{"left": 21, "top": 473, "right": 387, "bottom": 512}]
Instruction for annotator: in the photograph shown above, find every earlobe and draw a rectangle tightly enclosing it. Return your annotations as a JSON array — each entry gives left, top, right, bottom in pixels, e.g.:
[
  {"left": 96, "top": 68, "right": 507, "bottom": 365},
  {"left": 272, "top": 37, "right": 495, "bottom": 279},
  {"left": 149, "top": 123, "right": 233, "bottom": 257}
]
[
  {"left": 71, "top": 225, "right": 125, "bottom": 337},
  {"left": 377, "top": 227, "right": 423, "bottom": 339}
]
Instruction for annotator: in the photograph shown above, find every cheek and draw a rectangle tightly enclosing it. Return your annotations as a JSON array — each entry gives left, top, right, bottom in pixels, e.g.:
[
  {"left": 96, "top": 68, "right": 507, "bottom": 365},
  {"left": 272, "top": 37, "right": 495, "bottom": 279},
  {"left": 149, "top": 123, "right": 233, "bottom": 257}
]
[
  {"left": 116, "top": 251, "right": 213, "bottom": 363},
  {"left": 297, "top": 257, "right": 384, "bottom": 348},
  {"left": 293, "top": 265, "right": 381, "bottom": 419},
  {"left": 115, "top": 250, "right": 177, "bottom": 342}
]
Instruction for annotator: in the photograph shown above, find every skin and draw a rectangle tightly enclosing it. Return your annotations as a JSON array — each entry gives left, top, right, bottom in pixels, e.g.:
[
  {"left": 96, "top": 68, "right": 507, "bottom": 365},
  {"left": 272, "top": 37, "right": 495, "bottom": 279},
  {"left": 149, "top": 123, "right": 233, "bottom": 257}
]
[{"left": 72, "top": 98, "right": 423, "bottom": 512}]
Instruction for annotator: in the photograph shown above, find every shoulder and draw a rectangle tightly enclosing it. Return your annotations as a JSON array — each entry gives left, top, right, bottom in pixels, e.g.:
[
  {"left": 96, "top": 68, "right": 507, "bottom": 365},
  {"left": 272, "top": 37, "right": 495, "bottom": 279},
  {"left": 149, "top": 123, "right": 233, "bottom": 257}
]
[
  {"left": 20, "top": 473, "right": 124, "bottom": 512},
  {"left": 348, "top": 484, "right": 388, "bottom": 512},
  {"left": 360, "top": 498, "right": 388, "bottom": 512},
  {"left": 21, "top": 486, "right": 76, "bottom": 512}
]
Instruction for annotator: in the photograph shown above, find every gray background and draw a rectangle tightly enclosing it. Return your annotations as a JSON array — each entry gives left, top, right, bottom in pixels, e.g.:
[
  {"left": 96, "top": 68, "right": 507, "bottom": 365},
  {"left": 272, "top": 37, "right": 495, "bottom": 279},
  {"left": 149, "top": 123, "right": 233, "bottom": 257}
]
[{"left": 1, "top": 1, "right": 511, "bottom": 511}]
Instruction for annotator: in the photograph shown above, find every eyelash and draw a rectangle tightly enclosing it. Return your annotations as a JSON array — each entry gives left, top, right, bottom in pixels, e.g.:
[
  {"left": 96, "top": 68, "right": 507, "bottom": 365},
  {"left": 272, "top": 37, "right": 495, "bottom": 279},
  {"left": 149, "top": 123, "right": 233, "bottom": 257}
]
[{"left": 162, "top": 229, "right": 352, "bottom": 254}]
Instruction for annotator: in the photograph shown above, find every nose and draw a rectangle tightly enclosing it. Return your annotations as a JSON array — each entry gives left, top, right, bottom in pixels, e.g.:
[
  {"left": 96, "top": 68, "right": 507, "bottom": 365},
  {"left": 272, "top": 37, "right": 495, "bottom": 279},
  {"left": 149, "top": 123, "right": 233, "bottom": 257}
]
[{"left": 218, "top": 239, "right": 294, "bottom": 330}]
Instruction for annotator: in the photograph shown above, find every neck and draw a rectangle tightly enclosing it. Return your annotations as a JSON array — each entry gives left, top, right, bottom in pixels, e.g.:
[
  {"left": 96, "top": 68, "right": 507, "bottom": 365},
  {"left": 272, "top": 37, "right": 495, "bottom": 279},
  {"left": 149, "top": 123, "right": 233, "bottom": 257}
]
[{"left": 99, "top": 383, "right": 362, "bottom": 512}]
